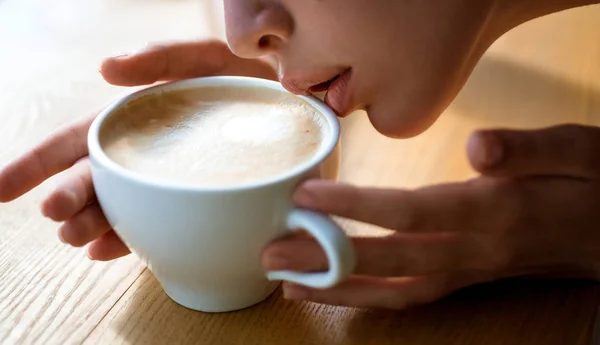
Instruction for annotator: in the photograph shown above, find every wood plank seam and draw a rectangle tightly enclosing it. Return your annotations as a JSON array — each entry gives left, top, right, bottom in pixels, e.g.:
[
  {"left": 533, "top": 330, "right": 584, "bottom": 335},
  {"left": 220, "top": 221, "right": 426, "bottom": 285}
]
[{"left": 79, "top": 267, "right": 149, "bottom": 344}]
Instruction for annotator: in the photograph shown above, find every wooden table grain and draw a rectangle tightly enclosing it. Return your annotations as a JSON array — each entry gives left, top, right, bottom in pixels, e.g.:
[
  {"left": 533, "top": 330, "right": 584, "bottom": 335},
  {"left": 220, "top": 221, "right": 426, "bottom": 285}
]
[{"left": 1, "top": 1, "right": 599, "bottom": 344}]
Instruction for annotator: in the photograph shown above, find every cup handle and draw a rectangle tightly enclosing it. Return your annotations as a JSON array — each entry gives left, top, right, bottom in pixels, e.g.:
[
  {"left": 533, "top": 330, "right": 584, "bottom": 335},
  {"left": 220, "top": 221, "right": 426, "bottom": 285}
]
[{"left": 266, "top": 209, "right": 356, "bottom": 288}]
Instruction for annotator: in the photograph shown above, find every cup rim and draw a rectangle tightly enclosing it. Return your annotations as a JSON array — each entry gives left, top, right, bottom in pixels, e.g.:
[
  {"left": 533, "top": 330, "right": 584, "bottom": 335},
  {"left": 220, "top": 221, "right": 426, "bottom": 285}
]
[{"left": 87, "top": 76, "right": 340, "bottom": 193}]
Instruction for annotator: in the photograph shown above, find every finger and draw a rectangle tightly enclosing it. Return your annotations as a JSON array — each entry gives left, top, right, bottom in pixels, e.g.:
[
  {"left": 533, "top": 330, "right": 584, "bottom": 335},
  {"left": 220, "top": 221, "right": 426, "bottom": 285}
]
[
  {"left": 0, "top": 115, "right": 94, "bottom": 202},
  {"left": 58, "top": 203, "right": 111, "bottom": 247},
  {"left": 86, "top": 230, "right": 131, "bottom": 261},
  {"left": 281, "top": 272, "right": 487, "bottom": 309},
  {"left": 41, "top": 159, "right": 94, "bottom": 221},
  {"left": 293, "top": 180, "right": 480, "bottom": 233},
  {"left": 467, "top": 124, "right": 600, "bottom": 178},
  {"left": 263, "top": 233, "right": 487, "bottom": 277},
  {"left": 100, "top": 40, "right": 276, "bottom": 87}
]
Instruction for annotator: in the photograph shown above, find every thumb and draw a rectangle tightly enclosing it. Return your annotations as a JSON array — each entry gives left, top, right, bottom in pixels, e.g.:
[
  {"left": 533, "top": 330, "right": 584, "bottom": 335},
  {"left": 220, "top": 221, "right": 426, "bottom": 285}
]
[{"left": 467, "top": 124, "right": 600, "bottom": 179}]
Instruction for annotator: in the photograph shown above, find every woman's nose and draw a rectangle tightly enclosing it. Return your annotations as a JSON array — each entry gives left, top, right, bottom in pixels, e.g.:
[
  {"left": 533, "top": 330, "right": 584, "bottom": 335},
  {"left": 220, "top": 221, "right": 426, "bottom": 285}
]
[{"left": 224, "top": 0, "right": 293, "bottom": 59}]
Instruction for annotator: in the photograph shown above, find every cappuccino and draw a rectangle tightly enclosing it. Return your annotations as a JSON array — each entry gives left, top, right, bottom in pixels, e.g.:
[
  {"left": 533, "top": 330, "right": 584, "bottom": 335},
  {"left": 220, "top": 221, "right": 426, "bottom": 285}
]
[{"left": 100, "top": 87, "right": 327, "bottom": 187}]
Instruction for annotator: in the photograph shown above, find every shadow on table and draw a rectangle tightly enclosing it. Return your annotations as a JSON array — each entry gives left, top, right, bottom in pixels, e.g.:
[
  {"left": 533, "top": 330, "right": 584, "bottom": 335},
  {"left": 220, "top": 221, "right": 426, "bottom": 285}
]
[
  {"left": 345, "top": 279, "right": 599, "bottom": 345},
  {"left": 107, "top": 271, "right": 598, "bottom": 345},
  {"left": 449, "top": 55, "right": 600, "bottom": 128}
]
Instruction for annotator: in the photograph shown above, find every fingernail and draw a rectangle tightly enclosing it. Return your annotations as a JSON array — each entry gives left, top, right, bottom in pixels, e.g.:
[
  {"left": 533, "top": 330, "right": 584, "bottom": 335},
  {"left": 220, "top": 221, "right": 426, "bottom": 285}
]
[
  {"left": 470, "top": 132, "right": 504, "bottom": 168},
  {"left": 86, "top": 248, "right": 95, "bottom": 261},
  {"left": 40, "top": 205, "right": 50, "bottom": 218},
  {"left": 57, "top": 228, "right": 67, "bottom": 244},
  {"left": 120, "top": 43, "right": 153, "bottom": 58},
  {"left": 293, "top": 183, "right": 320, "bottom": 207},
  {"left": 265, "top": 254, "right": 290, "bottom": 271},
  {"left": 283, "top": 283, "right": 310, "bottom": 300},
  {"left": 110, "top": 53, "right": 129, "bottom": 60},
  {"left": 484, "top": 134, "right": 503, "bottom": 167}
]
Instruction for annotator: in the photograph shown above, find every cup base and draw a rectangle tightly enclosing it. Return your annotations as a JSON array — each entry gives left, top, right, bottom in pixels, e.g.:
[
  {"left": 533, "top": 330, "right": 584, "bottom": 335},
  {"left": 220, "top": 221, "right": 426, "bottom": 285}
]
[{"left": 160, "top": 280, "right": 280, "bottom": 313}]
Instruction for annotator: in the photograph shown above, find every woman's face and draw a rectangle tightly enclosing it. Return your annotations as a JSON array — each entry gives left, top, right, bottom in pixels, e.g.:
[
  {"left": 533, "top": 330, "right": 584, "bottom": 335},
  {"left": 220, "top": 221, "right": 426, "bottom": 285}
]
[{"left": 223, "top": 0, "right": 498, "bottom": 138}]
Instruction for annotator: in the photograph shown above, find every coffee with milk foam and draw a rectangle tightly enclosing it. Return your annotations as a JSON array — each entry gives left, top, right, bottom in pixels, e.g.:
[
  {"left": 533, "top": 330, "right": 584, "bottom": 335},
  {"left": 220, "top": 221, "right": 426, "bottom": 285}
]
[{"left": 100, "top": 87, "right": 327, "bottom": 187}]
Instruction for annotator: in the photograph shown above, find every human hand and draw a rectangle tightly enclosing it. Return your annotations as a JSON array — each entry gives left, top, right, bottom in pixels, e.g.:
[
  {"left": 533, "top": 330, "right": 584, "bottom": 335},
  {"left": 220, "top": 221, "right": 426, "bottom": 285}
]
[
  {"left": 262, "top": 124, "right": 600, "bottom": 308},
  {"left": 0, "top": 40, "right": 276, "bottom": 261}
]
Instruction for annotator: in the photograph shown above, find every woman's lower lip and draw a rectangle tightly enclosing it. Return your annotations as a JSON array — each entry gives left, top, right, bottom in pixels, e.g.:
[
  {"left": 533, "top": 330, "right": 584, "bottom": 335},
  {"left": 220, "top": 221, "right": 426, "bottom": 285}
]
[{"left": 324, "top": 69, "right": 352, "bottom": 116}]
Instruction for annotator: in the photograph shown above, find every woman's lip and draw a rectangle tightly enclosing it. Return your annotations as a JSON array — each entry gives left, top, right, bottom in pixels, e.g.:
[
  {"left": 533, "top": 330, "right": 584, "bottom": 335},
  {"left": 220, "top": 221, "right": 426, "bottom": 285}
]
[
  {"left": 279, "top": 69, "right": 344, "bottom": 95},
  {"left": 324, "top": 69, "right": 352, "bottom": 116},
  {"left": 309, "top": 76, "right": 338, "bottom": 93}
]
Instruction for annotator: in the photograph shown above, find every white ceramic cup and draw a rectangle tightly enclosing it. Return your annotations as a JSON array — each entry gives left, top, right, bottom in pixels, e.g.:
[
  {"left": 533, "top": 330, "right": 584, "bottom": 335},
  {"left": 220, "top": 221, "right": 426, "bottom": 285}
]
[{"left": 87, "top": 76, "right": 357, "bottom": 312}]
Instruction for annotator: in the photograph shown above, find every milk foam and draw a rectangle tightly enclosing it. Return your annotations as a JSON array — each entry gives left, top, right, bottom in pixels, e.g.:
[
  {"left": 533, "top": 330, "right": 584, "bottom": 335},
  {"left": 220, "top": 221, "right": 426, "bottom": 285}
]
[{"left": 100, "top": 87, "right": 326, "bottom": 187}]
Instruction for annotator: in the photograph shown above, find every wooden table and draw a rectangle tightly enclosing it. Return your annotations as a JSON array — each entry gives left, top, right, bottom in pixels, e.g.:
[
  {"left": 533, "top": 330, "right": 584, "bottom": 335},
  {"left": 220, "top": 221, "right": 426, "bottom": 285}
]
[{"left": 1, "top": 1, "right": 599, "bottom": 344}]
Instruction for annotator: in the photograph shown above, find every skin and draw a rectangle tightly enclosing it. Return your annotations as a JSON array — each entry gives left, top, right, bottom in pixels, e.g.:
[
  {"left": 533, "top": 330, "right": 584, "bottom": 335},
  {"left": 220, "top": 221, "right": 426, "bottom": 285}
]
[
  {"left": 225, "top": 0, "right": 503, "bottom": 138},
  {"left": 1, "top": 0, "right": 600, "bottom": 308}
]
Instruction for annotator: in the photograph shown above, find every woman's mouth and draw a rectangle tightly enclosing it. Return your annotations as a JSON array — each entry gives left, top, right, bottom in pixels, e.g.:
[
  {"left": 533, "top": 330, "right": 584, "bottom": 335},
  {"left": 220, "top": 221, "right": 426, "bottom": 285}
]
[
  {"left": 280, "top": 68, "right": 354, "bottom": 115},
  {"left": 321, "top": 69, "right": 352, "bottom": 116}
]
